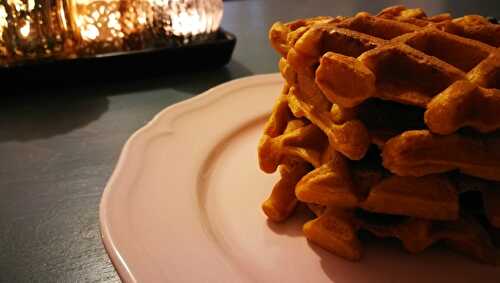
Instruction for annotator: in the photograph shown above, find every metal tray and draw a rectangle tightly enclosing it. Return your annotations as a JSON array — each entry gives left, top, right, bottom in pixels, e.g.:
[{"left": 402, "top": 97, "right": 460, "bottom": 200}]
[{"left": 0, "top": 29, "right": 236, "bottom": 84}]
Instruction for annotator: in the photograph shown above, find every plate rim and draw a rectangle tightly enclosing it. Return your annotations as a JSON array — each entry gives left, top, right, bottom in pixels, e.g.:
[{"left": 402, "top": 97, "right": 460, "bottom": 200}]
[{"left": 99, "top": 73, "right": 282, "bottom": 282}]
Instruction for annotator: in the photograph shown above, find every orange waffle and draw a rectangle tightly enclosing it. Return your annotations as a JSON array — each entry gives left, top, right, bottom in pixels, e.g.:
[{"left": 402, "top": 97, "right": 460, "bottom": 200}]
[
  {"left": 260, "top": 5, "right": 500, "bottom": 265},
  {"left": 279, "top": 58, "right": 371, "bottom": 160},
  {"left": 382, "top": 130, "right": 500, "bottom": 181},
  {"left": 258, "top": 116, "right": 498, "bottom": 263},
  {"left": 269, "top": 16, "right": 340, "bottom": 58},
  {"left": 277, "top": 6, "right": 500, "bottom": 134},
  {"left": 261, "top": 158, "right": 310, "bottom": 222},
  {"left": 296, "top": 146, "right": 460, "bottom": 221},
  {"left": 258, "top": 87, "right": 328, "bottom": 173},
  {"left": 303, "top": 207, "right": 497, "bottom": 263},
  {"left": 281, "top": 57, "right": 429, "bottom": 151}
]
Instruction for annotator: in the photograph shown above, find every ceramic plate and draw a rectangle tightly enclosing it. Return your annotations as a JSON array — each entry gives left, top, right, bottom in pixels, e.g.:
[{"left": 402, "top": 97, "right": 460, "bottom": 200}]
[{"left": 100, "top": 73, "right": 500, "bottom": 283}]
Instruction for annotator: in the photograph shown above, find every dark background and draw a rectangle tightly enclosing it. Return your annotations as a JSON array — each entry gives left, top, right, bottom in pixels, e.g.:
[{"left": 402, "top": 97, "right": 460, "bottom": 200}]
[{"left": 1, "top": 0, "right": 498, "bottom": 282}]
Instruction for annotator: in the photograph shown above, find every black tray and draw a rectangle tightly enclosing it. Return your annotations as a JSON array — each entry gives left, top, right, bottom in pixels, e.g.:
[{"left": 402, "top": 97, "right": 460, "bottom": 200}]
[{"left": 0, "top": 29, "right": 236, "bottom": 84}]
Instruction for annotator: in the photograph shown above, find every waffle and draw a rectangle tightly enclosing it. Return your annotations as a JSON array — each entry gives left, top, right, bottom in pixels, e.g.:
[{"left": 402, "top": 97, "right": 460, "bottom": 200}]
[
  {"left": 258, "top": 87, "right": 328, "bottom": 173},
  {"left": 260, "top": 5, "right": 500, "bottom": 265},
  {"left": 304, "top": 207, "right": 497, "bottom": 263},
  {"left": 279, "top": 58, "right": 371, "bottom": 160},
  {"left": 261, "top": 158, "right": 310, "bottom": 222},
  {"left": 281, "top": 54, "right": 425, "bottom": 135},
  {"left": 272, "top": 5, "right": 500, "bottom": 134},
  {"left": 281, "top": 57, "right": 500, "bottom": 182},
  {"left": 259, "top": 114, "right": 499, "bottom": 262},
  {"left": 382, "top": 130, "right": 500, "bottom": 181},
  {"left": 296, "top": 146, "right": 460, "bottom": 221},
  {"left": 269, "top": 16, "right": 340, "bottom": 58}
]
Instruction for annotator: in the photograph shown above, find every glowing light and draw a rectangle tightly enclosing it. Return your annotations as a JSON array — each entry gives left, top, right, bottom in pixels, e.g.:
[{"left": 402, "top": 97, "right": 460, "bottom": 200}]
[
  {"left": 91, "top": 10, "right": 100, "bottom": 20},
  {"left": 137, "top": 15, "right": 147, "bottom": 25},
  {"left": 19, "top": 21, "right": 30, "bottom": 38},
  {"left": 59, "top": 4, "right": 68, "bottom": 30},
  {"left": 0, "top": 6, "right": 7, "bottom": 27},
  {"left": 147, "top": 0, "right": 223, "bottom": 37},
  {"left": 107, "top": 13, "right": 120, "bottom": 29},
  {"left": 28, "top": 0, "right": 35, "bottom": 11},
  {"left": 171, "top": 10, "right": 205, "bottom": 36},
  {"left": 80, "top": 23, "right": 99, "bottom": 40},
  {"left": 0, "top": 5, "right": 7, "bottom": 38},
  {"left": 7, "top": 0, "right": 24, "bottom": 12}
]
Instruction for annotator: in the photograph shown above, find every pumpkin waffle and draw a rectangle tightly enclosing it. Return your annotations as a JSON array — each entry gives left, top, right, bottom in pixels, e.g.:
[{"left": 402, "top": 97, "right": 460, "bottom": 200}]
[
  {"left": 281, "top": 55, "right": 430, "bottom": 151},
  {"left": 296, "top": 146, "right": 460, "bottom": 221},
  {"left": 259, "top": 89, "right": 327, "bottom": 221},
  {"left": 303, "top": 207, "right": 497, "bottom": 264},
  {"left": 269, "top": 16, "right": 340, "bottom": 58},
  {"left": 279, "top": 58, "right": 371, "bottom": 160},
  {"left": 261, "top": 158, "right": 311, "bottom": 222},
  {"left": 258, "top": 86, "right": 328, "bottom": 173},
  {"left": 382, "top": 129, "right": 500, "bottom": 181},
  {"left": 281, "top": 57, "right": 431, "bottom": 153},
  {"left": 282, "top": 57, "right": 500, "bottom": 181},
  {"left": 274, "top": 6, "right": 500, "bottom": 134},
  {"left": 258, "top": 112, "right": 499, "bottom": 263},
  {"left": 260, "top": 5, "right": 500, "bottom": 265},
  {"left": 297, "top": 155, "right": 499, "bottom": 262}
]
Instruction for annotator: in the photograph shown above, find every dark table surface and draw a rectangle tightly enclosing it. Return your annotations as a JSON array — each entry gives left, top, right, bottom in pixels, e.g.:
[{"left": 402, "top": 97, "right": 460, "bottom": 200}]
[{"left": 1, "top": 0, "right": 499, "bottom": 282}]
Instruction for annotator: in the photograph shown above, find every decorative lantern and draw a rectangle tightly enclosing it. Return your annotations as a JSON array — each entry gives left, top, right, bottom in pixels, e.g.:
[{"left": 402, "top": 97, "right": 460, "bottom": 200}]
[{"left": 0, "top": 0, "right": 224, "bottom": 66}]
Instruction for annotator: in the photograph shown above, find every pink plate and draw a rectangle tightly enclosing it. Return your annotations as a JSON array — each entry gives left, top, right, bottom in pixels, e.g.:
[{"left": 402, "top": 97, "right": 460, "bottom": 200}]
[{"left": 100, "top": 74, "right": 500, "bottom": 282}]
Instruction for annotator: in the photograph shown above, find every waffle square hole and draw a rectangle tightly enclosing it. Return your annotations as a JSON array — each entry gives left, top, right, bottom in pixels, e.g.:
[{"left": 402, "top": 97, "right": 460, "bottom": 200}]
[
  {"left": 339, "top": 14, "right": 417, "bottom": 40},
  {"left": 369, "top": 48, "right": 457, "bottom": 99},
  {"left": 405, "top": 31, "right": 490, "bottom": 72},
  {"left": 321, "top": 28, "right": 380, "bottom": 57},
  {"left": 356, "top": 99, "right": 426, "bottom": 133},
  {"left": 484, "top": 67, "right": 500, "bottom": 89}
]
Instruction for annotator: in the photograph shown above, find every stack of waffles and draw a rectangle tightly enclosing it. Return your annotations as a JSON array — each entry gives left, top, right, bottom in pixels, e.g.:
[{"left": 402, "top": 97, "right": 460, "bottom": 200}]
[{"left": 258, "top": 6, "right": 500, "bottom": 264}]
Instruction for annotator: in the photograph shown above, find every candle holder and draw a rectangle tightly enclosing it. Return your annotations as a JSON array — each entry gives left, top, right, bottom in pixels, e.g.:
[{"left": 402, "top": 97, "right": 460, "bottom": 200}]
[
  {"left": 0, "top": 0, "right": 73, "bottom": 64},
  {"left": 0, "top": 0, "right": 235, "bottom": 81}
]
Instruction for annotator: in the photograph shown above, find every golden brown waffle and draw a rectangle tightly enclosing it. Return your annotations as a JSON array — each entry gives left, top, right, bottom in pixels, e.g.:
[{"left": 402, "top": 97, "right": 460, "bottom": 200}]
[
  {"left": 382, "top": 130, "right": 500, "bottom": 181},
  {"left": 259, "top": 116, "right": 499, "bottom": 264},
  {"left": 276, "top": 6, "right": 500, "bottom": 134},
  {"left": 282, "top": 57, "right": 500, "bottom": 181},
  {"left": 279, "top": 58, "right": 371, "bottom": 160},
  {"left": 303, "top": 207, "right": 497, "bottom": 264},
  {"left": 377, "top": 6, "right": 452, "bottom": 26},
  {"left": 258, "top": 90, "right": 498, "bottom": 263},
  {"left": 437, "top": 15, "right": 500, "bottom": 47},
  {"left": 281, "top": 57, "right": 430, "bottom": 150},
  {"left": 296, "top": 146, "right": 460, "bottom": 221},
  {"left": 258, "top": 87, "right": 328, "bottom": 173},
  {"left": 269, "top": 16, "right": 340, "bottom": 57},
  {"left": 261, "top": 5, "right": 500, "bottom": 265},
  {"left": 261, "top": 158, "right": 310, "bottom": 222},
  {"left": 295, "top": 150, "right": 366, "bottom": 208},
  {"left": 360, "top": 174, "right": 459, "bottom": 221},
  {"left": 424, "top": 80, "right": 500, "bottom": 134}
]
